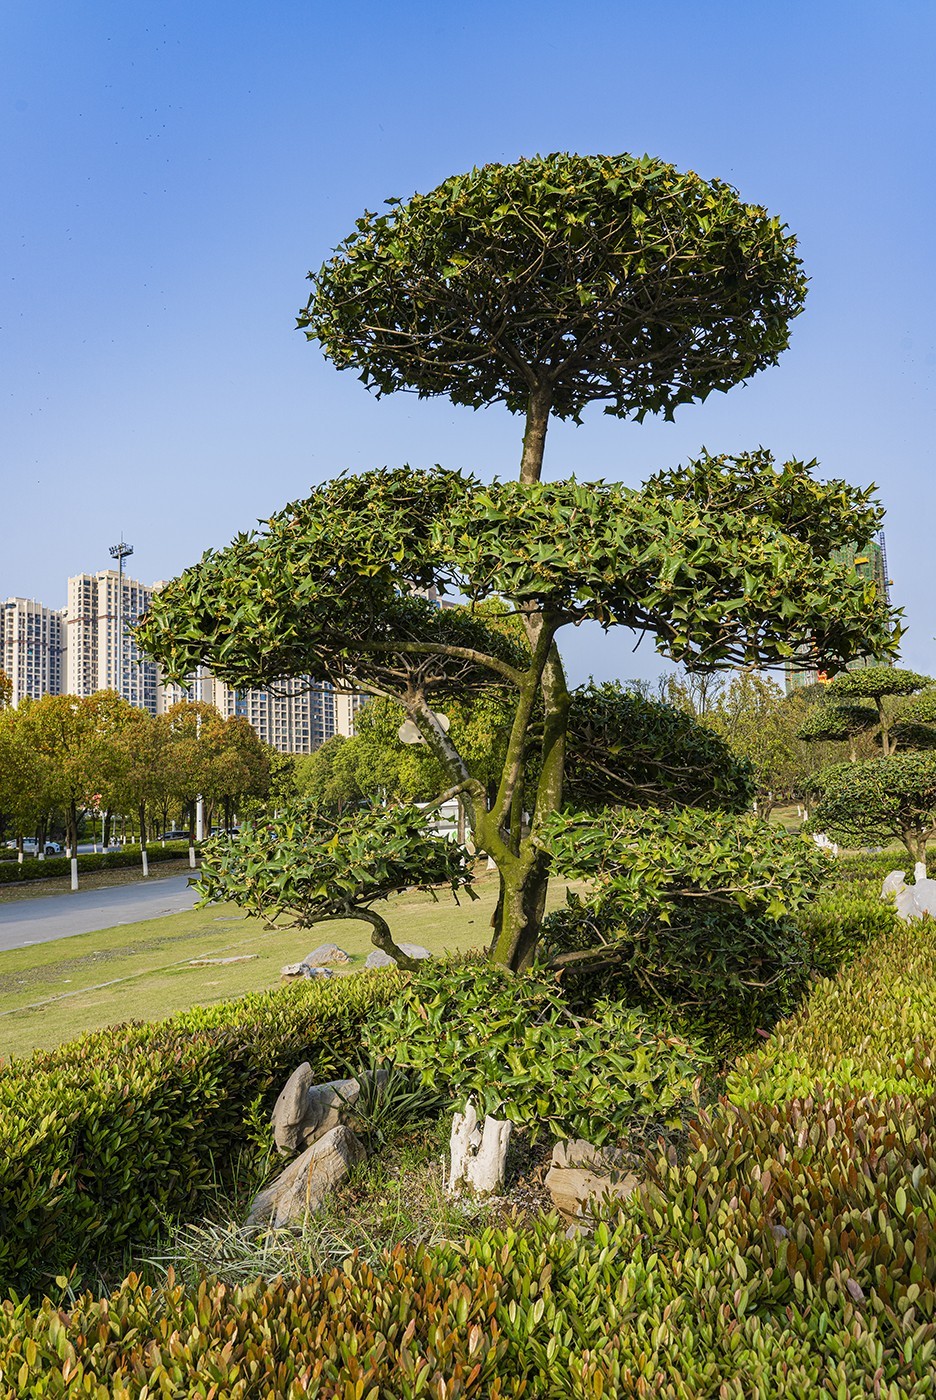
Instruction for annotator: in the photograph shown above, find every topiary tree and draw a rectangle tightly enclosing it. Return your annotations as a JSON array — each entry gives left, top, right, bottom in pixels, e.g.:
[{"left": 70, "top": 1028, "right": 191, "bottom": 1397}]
[
  {"left": 807, "top": 754, "right": 936, "bottom": 864},
  {"left": 300, "top": 152, "right": 807, "bottom": 483},
  {"left": 800, "top": 666, "right": 934, "bottom": 758},
  {"left": 197, "top": 802, "right": 475, "bottom": 968},
  {"left": 139, "top": 154, "right": 897, "bottom": 972}
]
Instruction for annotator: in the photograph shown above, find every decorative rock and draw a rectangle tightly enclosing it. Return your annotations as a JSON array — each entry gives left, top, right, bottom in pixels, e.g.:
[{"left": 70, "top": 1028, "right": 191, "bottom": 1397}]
[
  {"left": 280, "top": 962, "right": 334, "bottom": 979},
  {"left": 896, "top": 877, "right": 936, "bottom": 924},
  {"left": 915, "top": 861, "right": 928, "bottom": 884},
  {"left": 447, "top": 1099, "right": 512, "bottom": 1196},
  {"left": 881, "top": 870, "right": 907, "bottom": 902},
  {"left": 812, "top": 832, "right": 839, "bottom": 857},
  {"left": 302, "top": 943, "right": 352, "bottom": 967},
  {"left": 246, "top": 1124, "right": 365, "bottom": 1229},
  {"left": 364, "top": 942, "right": 431, "bottom": 969},
  {"left": 272, "top": 1064, "right": 387, "bottom": 1156},
  {"left": 545, "top": 1139, "right": 638, "bottom": 1221}
]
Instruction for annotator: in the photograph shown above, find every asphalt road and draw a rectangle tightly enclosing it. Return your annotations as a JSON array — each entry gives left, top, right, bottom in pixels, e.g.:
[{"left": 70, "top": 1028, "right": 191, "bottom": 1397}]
[{"left": 0, "top": 875, "right": 200, "bottom": 951}]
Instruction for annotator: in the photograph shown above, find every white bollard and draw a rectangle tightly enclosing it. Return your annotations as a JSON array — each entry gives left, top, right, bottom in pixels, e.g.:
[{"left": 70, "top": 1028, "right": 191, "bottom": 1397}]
[
  {"left": 141, "top": 847, "right": 149, "bottom": 878},
  {"left": 70, "top": 857, "right": 78, "bottom": 892}
]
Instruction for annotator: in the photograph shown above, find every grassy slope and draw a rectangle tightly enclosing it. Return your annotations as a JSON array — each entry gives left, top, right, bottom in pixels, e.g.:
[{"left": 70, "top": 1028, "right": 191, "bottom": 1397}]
[{"left": 0, "top": 872, "right": 574, "bottom": 1059}]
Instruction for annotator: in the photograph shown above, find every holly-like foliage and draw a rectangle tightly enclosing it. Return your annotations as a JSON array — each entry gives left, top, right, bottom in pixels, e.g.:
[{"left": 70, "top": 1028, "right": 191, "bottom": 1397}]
[
  {"left": 196, "top": 801, "right": 476, "bottom": 968},
  {"left": 300, "top": 152, "right": 805, "bottom": 427},
  {"left": 564, "top": 682, "right": 754, "bottom": 813},
  {"left": 807, "top": 754, "right": 936, "bottom": 863},
  {"left": 541, "top": 807, "right": 830, "bottom": 1044}
]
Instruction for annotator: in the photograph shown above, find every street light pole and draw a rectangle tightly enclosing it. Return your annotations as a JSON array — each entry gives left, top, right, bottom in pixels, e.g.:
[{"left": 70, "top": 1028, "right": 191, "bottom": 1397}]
[{"left": 109, "top": 538, "right": 133, "bottom": 701}]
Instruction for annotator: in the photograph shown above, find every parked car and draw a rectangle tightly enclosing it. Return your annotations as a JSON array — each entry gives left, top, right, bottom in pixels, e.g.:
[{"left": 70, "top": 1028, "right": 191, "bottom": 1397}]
[
  {"left": 44, "top": 841, "right": 63, "bottom": 855},
  {"left": 210, "top": 826, "right": 240, "bottom": 837},
  {"left": 160, "top": 830, "right": 191, "bottom": 841}
]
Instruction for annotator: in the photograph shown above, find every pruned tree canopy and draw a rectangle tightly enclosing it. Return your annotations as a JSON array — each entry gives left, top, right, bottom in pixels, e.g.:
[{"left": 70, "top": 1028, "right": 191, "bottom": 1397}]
[{"left": 300, "top": 152, "right": 806, "bottom": 427}]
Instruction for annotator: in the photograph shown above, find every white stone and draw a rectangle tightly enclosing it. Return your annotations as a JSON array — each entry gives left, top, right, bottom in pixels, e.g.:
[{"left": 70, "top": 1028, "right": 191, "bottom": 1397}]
[
  {"left": 280, "top": 962, "right": 333, "bottom": 979},
  {"left": 896, "top": 877, "right": 936, "bottom": 924},
  {"left": 364, "top": 942, "right": 431, "bottom": 969},
  {"left": 915, "top": 861, "right": 928, "bottom": 884},
  {"left": 881, "top": 870, "right": 907, "bottom": 901},
  {"left": 447, "top": 1099, "right": 511, "bottom": 1196}
]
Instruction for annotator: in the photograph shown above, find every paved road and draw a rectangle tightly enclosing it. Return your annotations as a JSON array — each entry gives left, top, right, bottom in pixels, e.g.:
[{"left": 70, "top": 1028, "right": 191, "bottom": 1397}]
[{"left": 0, "top": 875, "right": 200, "bottom": 951}]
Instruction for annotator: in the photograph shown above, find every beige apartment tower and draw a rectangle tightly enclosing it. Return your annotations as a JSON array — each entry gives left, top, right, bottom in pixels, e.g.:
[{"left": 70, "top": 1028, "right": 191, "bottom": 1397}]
[
  {"left": 65, "top": 571, "right": 159, "bottom": 712},
  {"left": 1, "top": 597, "right": 65, "bottom": 706}
]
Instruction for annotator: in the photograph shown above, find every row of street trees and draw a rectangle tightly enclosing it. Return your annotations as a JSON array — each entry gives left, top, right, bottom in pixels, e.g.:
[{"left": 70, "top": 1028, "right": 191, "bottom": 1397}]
[{"left": 0, "top": 693, "right": 269, "bottom": 854}]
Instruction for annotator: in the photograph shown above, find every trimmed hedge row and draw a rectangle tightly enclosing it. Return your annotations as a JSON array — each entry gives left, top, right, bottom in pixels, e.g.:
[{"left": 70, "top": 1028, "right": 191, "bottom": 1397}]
[
  {"left": 0, "top": 972, "right": 402, "bottom": 1297},
  {"left": 0, "top": 842, "right": 193, "bottom": 884},
  {"left": 4, "top": 1089, "right": 936, "bottom": 1398},
  {"left": 729, "top": 918, "right": 936, "bottom": 1107}
]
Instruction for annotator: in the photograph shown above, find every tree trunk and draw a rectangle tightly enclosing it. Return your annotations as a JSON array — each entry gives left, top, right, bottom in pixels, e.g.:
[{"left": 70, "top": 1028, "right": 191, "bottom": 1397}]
[
  {"left": 490, "top": 851, "right": 551, "bottom": 972},
  {"left": 901, "top": 829, "right": 928, "bottom": 865},
  {"left": 519, "top": 384, "right": 552, "bottom": 484},
  {"left": 67, "top": 800, "right": 78, "bottom": 859},
  {"left": 138, "top": 802, "right": 147, "bottom": 848}
]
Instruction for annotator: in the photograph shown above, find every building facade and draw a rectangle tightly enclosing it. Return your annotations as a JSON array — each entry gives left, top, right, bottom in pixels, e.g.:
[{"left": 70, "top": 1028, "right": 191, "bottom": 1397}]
[
  {"left": 0, "top": 597, "right": 65, "bottom": 706},
  {"left": 65, "top": 571, "right": 159, "bottom": 712},
  {"left": 156, "top": 670, "right": 367, "bottom": 753}
]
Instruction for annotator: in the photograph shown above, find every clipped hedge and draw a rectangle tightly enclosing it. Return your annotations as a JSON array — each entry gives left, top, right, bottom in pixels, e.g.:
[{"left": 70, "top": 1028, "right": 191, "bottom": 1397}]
[
  {"left": 5, "top": 1129, "right": 936, "bottom": 1399},
  {"left": 0, "top": 842, "right": 194, "bottom": 884},
  {"left": 0, "top": 972, "right": 401, "bottom": 1297},
  {"left": 728, "top": 918, "right": 936, "bottom": 1108}
]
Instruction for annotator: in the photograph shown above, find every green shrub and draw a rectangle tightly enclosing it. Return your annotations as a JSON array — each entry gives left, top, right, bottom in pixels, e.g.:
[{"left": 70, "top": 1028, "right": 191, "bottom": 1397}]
[
  {"left": 541, "top": 807, "right": 828, "bottom": 1050},
  {"left": 0, "top": 971, "right": 401, "bottom": 1298},
  {"left": 728, "top": 919, "right": 936, "bottom": 1107},
  {"left": 0, "top": 842, "right": 192, "bottom": 883},
  {"left": 365, "top": 959, "right": 708, "bottom": 1144},
  {"left": 5, "top": 1172, "right": 936, "bottom": 1398},
  {"left": 799, "top": 891, "right": 898, "bottom": 976}
]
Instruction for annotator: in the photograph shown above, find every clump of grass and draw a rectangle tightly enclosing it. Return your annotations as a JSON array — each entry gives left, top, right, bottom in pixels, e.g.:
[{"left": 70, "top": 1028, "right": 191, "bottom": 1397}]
[{"left": 147, "top": 1127, "right": 496, "bottom": 1287}]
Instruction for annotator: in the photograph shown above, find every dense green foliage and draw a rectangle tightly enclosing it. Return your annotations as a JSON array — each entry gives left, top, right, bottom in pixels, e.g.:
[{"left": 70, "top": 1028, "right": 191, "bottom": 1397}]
[
  {"left": 197, "top": 802, "right": 475, "bottom": 966},
  {"left": 728, "top": 917, "right": 936, "bottom": 1106},
  {"left": 0, "top": 973, "right": 402, "bottom": 1297},
  {"left": 300, "top": 152, "right": 806, "bottom": 424},
  {"left": 540, "top": 807, "right": 827, "bottom": 1045},
  {"left": 365, "top": 960, "right": 707, "bottom": 1144},
  {"left": 7, "top": 914, "right": 936, "bottom": 1396},
  {"left": 564, "top": 682, "right": 754, "bottom": 812},
  {"left": 808, "top": 752, "right": 936, "bottom": 861}
]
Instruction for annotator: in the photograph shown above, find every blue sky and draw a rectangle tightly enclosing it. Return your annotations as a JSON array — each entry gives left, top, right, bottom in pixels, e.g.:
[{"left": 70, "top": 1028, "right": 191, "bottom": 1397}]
[{"left": 3, "top": 0, "right": 934, "bottom": 686}]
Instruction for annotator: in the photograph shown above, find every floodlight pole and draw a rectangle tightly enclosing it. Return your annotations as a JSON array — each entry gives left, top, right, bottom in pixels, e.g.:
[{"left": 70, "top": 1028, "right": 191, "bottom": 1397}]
[{"left": 109, "top": 538, "right": 134, "bottom": 701}]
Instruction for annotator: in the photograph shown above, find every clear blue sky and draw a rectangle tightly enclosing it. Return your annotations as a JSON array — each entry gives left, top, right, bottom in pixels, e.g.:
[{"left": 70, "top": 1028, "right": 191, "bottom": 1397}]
[{"left": 3, "top": 0, "right": 934, "bottom": 686}]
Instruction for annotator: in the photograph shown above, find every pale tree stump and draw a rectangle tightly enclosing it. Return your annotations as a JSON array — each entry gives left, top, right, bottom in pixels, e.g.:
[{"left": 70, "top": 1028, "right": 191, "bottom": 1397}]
[{"left": 447, "top": 1098, "right": 511, "bottom": 1195}]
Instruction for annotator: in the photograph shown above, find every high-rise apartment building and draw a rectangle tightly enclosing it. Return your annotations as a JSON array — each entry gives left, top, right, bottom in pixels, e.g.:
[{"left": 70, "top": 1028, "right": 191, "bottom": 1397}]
[
  {"left": 65, "top": 570, "right": 159, "bottom": 713},
  {"left": 0, "top": 597, "right": 65, "bottom": 705},
  {"left": 156, "top": 671, "right": 365, "bottom": 753}
]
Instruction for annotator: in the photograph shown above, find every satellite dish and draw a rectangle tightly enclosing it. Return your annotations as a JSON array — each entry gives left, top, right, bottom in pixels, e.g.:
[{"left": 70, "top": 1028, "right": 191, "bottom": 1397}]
[{"left": 398, "top": 712, "right": 450, "bottom": 745}]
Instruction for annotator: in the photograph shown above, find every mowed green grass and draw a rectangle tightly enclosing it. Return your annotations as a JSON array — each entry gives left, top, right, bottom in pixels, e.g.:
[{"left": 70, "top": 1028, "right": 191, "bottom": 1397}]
[{"left": 0, "top": 872, "right": 574, "bottom": 1060}]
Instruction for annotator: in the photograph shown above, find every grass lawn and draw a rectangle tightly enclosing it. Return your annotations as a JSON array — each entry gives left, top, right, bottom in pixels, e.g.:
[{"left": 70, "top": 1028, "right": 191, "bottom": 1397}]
[{"left": 0, "top": 870, "right": 574, "bottom": 1060}]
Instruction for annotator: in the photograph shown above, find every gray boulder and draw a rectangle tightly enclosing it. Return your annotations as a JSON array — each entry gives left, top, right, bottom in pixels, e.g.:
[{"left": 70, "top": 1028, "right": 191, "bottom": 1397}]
[
  {"left": 246, "top": 1125, "right": 365, "bottom": 1229},
  {"left": 364, "top": 942, "right": 431, "bottom": 969},
  {"left": 303, "top": 943, "right": 352, "bottom": 967},
  {"left": 271, "top": 1063, "right": 387, "bottom": 1157}
]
